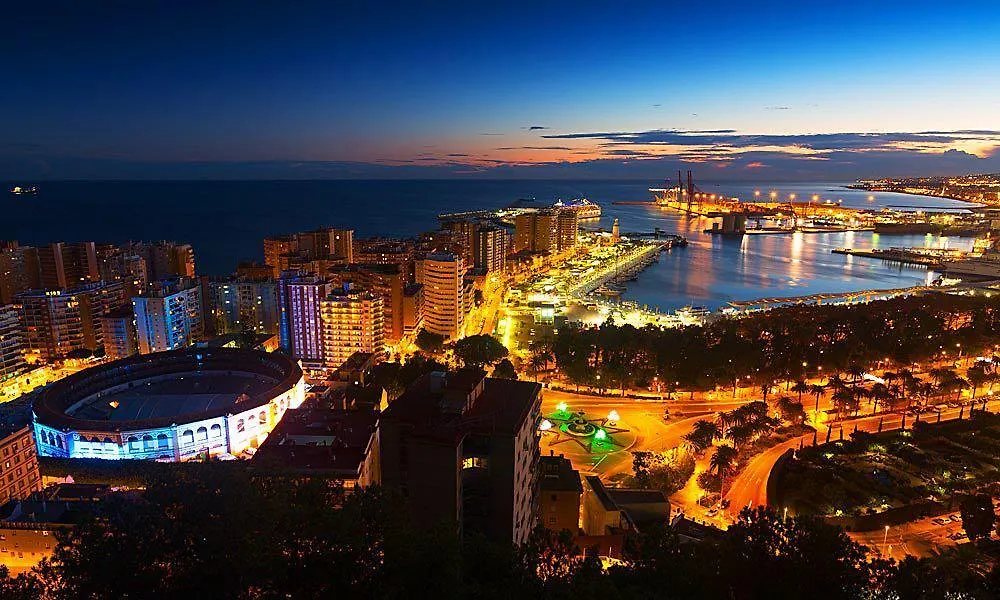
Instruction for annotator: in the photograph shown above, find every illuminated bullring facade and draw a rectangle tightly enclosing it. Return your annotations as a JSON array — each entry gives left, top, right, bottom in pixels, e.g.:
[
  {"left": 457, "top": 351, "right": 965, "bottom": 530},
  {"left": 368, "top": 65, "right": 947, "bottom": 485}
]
[{"left": 32, "top": 348, "right": 305, "bottom": 462}]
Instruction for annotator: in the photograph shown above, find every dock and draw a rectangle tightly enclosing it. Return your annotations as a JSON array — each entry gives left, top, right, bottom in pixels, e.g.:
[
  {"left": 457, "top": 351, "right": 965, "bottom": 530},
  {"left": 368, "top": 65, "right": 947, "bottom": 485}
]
[{"left": 831, "top": 247, "right": 951, "bottom": 269}]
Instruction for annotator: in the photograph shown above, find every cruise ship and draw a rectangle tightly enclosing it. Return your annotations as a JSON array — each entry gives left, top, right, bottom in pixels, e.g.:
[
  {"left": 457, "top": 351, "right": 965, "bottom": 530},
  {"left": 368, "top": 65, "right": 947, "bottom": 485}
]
[
  {"left": 554, "top": 198, "right": 602, "bottom": 219},
  {"left": 941, "top": 253, "right": 1000, "bottom": 279},
  {"left": 10, "top": 185, "right": 38, "bottom": 195}
]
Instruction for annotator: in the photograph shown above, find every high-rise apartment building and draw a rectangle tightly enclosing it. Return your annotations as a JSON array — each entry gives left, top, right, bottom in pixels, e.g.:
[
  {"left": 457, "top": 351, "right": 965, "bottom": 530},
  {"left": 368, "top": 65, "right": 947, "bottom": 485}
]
[
  {"left": 329, "top": 263, "right": 409, "bottom": 343},
  {"left": 263, "top": 235, "right": 298, "bottom": 277},
  {"left": 38, "top": 242, "right": 99, "bottom": 290},
  {"left": 205, "top": 278, "right": 280, "bottom": 336},
  {"left": 0, "top": 305, "right": 27, "bottom": 382},
  {"left": 132, "top": 279, "right": 204, "bottom": 354},
  {"left": 99, "top": 306, "right": 138, "bottom": 360},
  {"left": 402, "top": 284, "right": 424, "bottom": 337},
  {"left": 0, "top": 426, "right": 41, "bottom": 504},
  {"left": 556, "top": 209, "right": 580, "bottom": 252},
  {"left": 98, "top": 251, "right": 148, "bottom": 296},
  {"left": 319, "top": 284, "right": 385, "bottom": 370},
  {"left": 140, "top": 242, "right": 196, "bottom": 279},
  {"left": 0, "top": 244, "right": 40, "bottom": 305},
  {"left": 441, "top": 219, "right": 477, "bottom": 266},
  {"left": 17, "top": 281, "right": 128, "bottom": 361},
  {"left": 513, "top": 209, "right": 576, "bottom": 254},
  {"left": 375, "top": 370, "right": 542, "bottom": 545},
  {"left": 473, "top": 226, "right": 509, "bottom": 274},
  {"left": 277, "top": 274, "right": 329, "bottom": 366},
  {"left": 295, "top": 228, "right": 354, "bottom": 263},
  {"left": 418, "top": 253, "right": 467, "bottom": 339},
  {"left": 353, "top": 237, "right": 417, "bottom": 274}
]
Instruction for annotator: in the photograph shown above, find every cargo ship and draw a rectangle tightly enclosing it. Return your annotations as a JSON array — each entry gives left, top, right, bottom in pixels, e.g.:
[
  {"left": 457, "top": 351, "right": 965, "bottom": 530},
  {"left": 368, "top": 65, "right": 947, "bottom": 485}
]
[
  {"left": 873, "top": 222, "right": 941, "bottom": 235},
  {"left": 554, "top": 198, "right": 602, "bottom": 219}
]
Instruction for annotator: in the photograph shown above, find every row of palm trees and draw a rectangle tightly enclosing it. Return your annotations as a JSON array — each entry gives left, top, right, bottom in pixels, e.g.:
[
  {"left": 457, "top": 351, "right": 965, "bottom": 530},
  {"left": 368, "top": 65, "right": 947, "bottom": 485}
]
[{"left": 782, "top": 359, "right": 1000, "bottom": 421}]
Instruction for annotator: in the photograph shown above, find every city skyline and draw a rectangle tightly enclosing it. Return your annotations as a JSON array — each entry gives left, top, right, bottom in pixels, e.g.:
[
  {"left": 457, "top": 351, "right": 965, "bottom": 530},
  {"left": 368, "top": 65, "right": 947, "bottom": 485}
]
[{"left": 3, "top": 1, "right": 1000, "bottom": 180}]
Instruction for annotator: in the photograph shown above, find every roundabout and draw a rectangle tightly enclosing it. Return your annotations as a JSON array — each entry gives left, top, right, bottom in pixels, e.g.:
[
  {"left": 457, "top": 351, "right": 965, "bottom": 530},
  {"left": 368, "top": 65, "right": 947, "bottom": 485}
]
[{"left": 539, "top": 402, "right": 635, "bottom": 455}]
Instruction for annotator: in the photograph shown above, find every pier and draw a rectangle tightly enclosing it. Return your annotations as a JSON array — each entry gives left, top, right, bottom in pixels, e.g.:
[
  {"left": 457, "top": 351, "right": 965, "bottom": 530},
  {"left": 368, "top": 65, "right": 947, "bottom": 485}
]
[
  {"left": 567, "top": 241, "right": 667, "bottom": 298},
  {"left": 831, "top": 247, "right": 950, "bottom": 269},
  {"left": 726, "top": 283, "right": 959, "bottom": 312}
]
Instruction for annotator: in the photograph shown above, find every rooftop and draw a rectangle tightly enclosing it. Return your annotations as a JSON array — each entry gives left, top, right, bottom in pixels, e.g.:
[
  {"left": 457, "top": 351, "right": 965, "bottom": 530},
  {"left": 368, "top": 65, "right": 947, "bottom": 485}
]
[
  {"left": 539, "top": 454, "right": 583, "bottom": 493},
  {"left": 252, "top": 408, "right": 377, "bottom": 476},
  {"left": 383, "top": 371, "right": 541, "bottom": 443}
]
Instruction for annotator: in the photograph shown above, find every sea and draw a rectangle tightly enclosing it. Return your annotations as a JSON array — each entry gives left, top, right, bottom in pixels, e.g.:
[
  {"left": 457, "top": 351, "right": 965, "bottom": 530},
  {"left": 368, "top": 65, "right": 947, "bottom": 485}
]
[{"left": 0, "top": 180, "right": 978, "bottom": 312}]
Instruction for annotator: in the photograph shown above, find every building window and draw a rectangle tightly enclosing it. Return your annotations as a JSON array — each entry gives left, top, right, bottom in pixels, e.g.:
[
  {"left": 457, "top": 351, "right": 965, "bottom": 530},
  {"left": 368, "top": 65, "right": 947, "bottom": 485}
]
[
  {"left": 157, "top": 434, "right": 169, "bottom": 449},
  {"left": 143, "top": 435, "right": 154, "bottom": 450},
  {"left": 461, "top": 457, "right": 488, "bottom": 470},
  {"left": 210, "top": 424, "right": 222, "bottom": 438},
  {"left": 196, "top": 427, "right": 208, "bottom": 442},
  {"left": 181, "top": 430, "right": 194, "bottom": 445}
]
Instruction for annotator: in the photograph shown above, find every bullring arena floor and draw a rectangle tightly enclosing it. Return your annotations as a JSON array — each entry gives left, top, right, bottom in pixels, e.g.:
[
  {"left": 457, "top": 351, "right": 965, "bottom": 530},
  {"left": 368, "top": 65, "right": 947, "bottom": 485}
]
[{"left": 68, "top": 373, "right": 275, "bottom": 423}]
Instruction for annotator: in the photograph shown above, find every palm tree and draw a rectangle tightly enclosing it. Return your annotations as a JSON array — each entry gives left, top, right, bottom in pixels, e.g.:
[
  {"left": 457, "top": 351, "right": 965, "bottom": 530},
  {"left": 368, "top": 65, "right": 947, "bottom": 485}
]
[
  {"left": 919, "top": 382, "right": 938, "bottom": 407},
  {"left": 710, "top": 445, "right": 739, "bottom": 477},
  {"left": 868, "top": 382, "right": 892, "bottom": 415},
  {"left": 728, "top": 423, "right": 756, "bottom": 449},
  {"left": 967, "top": 364, "right": 989, "bottom": 399},
  {"left": 528, "top": 352, "right": 550, "bottom": 382},
  {"left": 827, "top": 373, "right": 847, "bottom": 391},
  {"left": 929, "top": 367, "right": 957, "bottom": 387},
  {"left": 809, "top": 383, "right": 826, "bottom": 422},
  {"left": 791, "top": 380, "right": 810, "bottom": 403},
  {"left": 846, "top": 363, "right": 865, "bottom": 390},
  {"left": 946, "top": 376, "right": 969, "bottom": 401},
  {"left": 684, "top": 420, "right": 720, "bottom": 453},
  {"left": 831, "top": 387, "right": 858, "bottom": 419}
]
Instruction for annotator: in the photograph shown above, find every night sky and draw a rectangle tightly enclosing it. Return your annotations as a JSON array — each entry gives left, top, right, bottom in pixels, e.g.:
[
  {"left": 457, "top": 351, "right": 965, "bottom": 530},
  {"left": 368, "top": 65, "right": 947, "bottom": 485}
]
[{"left": 2, "top": 1, "right": 999, "bottom": 179}]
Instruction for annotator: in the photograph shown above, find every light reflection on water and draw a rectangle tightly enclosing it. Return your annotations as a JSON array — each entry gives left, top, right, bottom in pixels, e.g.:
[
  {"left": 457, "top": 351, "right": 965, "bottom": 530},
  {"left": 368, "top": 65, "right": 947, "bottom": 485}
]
[{"left": 594, "top": 194, "right": 976, "bottom": 313}]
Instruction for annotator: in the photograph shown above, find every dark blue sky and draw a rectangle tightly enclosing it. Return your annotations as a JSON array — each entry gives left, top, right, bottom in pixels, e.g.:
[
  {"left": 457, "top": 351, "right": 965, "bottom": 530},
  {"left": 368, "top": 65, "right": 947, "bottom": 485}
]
[{"left": 2, "top": 1, "right": 999, "bottom": 179}]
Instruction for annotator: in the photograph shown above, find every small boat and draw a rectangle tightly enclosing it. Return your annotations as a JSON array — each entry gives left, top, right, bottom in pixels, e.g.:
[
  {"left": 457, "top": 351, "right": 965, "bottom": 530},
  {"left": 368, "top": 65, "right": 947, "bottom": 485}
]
[{"left": 10, "top": 185, "right": 38, "bottom": 195}]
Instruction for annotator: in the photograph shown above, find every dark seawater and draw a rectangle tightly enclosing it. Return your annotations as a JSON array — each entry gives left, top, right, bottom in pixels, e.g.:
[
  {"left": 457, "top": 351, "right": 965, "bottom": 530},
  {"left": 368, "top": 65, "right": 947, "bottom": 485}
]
[{"left": 0, "top": 180, "right": 976, "bottom": 310}]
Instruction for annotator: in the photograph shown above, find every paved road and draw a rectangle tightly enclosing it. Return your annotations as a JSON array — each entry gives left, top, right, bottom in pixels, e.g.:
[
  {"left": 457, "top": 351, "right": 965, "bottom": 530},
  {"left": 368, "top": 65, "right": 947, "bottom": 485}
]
[{"left": 725, "top": 405, "right": 971, "bottom": 520}]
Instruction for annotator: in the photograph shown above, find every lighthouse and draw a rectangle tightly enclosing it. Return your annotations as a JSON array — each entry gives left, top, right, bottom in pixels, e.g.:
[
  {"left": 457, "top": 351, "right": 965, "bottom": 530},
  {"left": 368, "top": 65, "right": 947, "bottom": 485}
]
[{"left": 611, "top": 218, "right": 620, "bottom": 243}]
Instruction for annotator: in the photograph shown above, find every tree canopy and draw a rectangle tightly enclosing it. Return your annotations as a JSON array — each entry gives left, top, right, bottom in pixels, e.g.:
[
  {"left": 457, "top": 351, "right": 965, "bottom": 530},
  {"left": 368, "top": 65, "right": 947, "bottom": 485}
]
[
  {"left": 6, "top": 469, "right": 1000, "bottom": 599},
  {"left": 453, "top": 334, "right": 509, "bottom": 368}
]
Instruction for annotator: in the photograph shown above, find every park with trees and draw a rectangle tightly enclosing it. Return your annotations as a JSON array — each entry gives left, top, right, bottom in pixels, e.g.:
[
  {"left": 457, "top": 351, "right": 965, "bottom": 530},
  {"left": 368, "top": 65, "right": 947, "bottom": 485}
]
[{"left": 548, "top": 292, "right": 1000, "bottom": 400}]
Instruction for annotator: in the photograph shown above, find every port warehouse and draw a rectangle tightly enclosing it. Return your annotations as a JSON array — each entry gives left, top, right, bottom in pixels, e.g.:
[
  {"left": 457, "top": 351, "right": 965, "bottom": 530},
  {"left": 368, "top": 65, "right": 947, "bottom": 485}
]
[{"left": 31, "top": 348, "right": 305, "bottom": 462}]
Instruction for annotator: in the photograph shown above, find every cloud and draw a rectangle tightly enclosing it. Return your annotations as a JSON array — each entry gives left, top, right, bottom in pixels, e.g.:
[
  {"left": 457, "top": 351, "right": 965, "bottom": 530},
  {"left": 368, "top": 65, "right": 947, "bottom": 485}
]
[
  {"left": 765, "top": 106, "right": 791, "bottom": 111},
  {"left": 480, "top": 132, "right": 504, "bottom": 136},
  {"left": 745, "top": 161, "right": 767, "bottom": 169},
  {"left": 541, "top": 128, "right": 1000, "bottom": 159},
  {"left": 523, "top": 125, "right": 549, "bottom": 130},
  {"left": 495, "top": 146, "right": 574, "bottom": 151}
]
